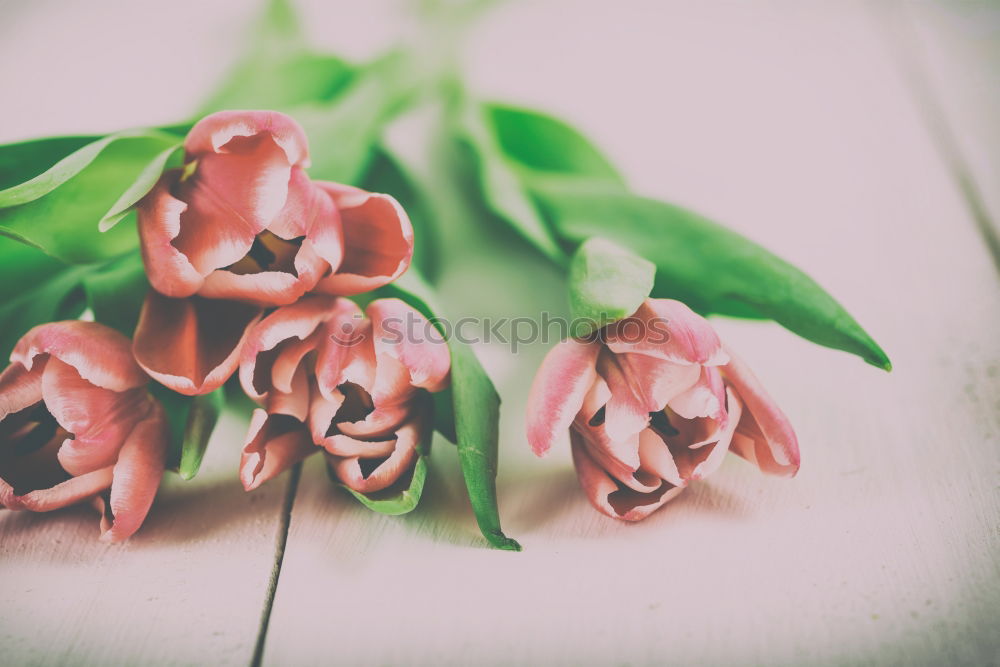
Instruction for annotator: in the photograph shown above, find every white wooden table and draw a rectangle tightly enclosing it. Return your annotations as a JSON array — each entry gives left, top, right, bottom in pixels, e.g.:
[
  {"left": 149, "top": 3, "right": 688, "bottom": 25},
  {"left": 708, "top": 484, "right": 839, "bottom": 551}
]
[{"left": 1, "top": 1, "right": 997, "bottom": 665}]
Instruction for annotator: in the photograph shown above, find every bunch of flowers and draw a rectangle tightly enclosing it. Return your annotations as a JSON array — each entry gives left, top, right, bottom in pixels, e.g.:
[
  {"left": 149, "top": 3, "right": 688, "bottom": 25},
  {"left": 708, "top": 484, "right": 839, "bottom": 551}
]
[
  {"left": 1, "top": 110, "right": 445, "bottom": 541},
  {"left": 0, "top": 0, "right": 889, "bottom": 548}
]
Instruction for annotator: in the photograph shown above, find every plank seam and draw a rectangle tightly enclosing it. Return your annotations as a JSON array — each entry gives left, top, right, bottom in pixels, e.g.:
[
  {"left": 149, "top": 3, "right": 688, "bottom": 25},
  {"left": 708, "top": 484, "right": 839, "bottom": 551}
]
[
  {"left": 250, "top": 462, "right": 302, "bottom": 667},
  {"left": 873, "top": 1, "right": 1000, "bottom": 274}
]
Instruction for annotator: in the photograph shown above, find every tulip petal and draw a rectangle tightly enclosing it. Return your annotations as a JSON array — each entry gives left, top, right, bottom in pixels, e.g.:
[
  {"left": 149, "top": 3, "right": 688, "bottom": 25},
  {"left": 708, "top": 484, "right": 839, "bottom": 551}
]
[
  {"left": 637, "top": 428, "right": 685, "bottom": 487},
  {"left": 12, "top": 321, "right": 148, "bottom": 392},
  {"left": 308, "top": 388, "right": 344, "bottom": 447},
  {"left": 574, "top": 426, "right": 659, "bottom": 493},
  {"left": 271, "top": 332, "right": 322, "bottom": 395},
  {"left": 645, "top": 387, "right": 742, "bottom": 485},
  {"left": 578, "top": 375, "right": 611, "bottom": 424},
  {"left": 240, "top": 409, "right": 315, "bottom": 491},
  {"left": 722, "top": 347, "right": 800, "bottom": 476},
  {"left": 11, "top": 465, "right": 114, "bottom": 512},
  {"left": 330, "top": 417, "right": 421, "bottom": 494},
  {"left": 605, "top": 299, "right": 728, "bottom": 366},
  {"left": 315, "top": 308, "right": 375, "bottom": 401},
  {"left": 239, "top": 295, "right": 337, "bottom": 402},
  {"left": 571, "top": 430, "right": 682, "bottom": 522},
  {"left": 668, "top": 366, "right": 727, "bottom": 424},
  {"left": 368, "top": 298, "right": 451, "bottom": 397},
  {"left": 313, "top": 183, "right": 414, "bottom": 296},
  {"left": 685, "top": 387, "right": 741, "bottom": 481},
  {"left": 136, "top": 172, "right": 206, "bottom": 297},
  {"left": 616, "top": 352, "right": 702, "bottom": 413},
  {"left": 184, "top": 110, "right": 310, "bottom": 168},
  {"left": 596, "top": 349, "right": 652, "bottom": 446},
  {"left": 41, "top": 358, "right": 144, "bottom": 476},
  {"left": 199, "top": 242, "right": 325, "bottom": 305},
  {"left": 265, "top": 364, "right": 311, "bottom": 422},
  {"left": 174, "top": 123, "right": 302, "bottom": 274},
  {"left": 526, "top": 338, "right": 600, "bottom": 456},
  {"left": 337, "top": 402, "right": 412, "bottom": 440},
  {"left": 99, "top": 401, "right": 168, "bottom": 542},
  {"left": 0, "top": 362, "right": 44, "bottom": 420},
  {"left": 270, "top": 169, "right": 344, "bottom": 269},
  {"left": 320, "top": 432, "right": 398, "bottom": 458},
  {"left": 133, "top": 292, "right": 261, "bottom": 396},
  {"left": 171, "top": 166, "right": 272, "bottom": 276}
]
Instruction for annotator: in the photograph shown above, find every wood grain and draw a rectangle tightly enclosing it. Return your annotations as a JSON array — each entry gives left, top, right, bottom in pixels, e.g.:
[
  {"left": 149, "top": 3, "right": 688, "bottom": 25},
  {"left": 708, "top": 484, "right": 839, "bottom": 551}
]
[
  {"left": 261, "top": 1, "right": 1000, "bottom": 665},
  {"left": 0, "top": 1, "right": 996, "bottom": 665},
  {"left": 0, "top": 411, "right": 293, "bottom": 666}
]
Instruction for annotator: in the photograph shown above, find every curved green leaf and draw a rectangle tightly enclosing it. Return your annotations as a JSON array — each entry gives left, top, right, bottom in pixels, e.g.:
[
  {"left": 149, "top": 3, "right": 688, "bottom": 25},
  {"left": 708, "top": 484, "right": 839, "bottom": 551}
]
[
  {"left": 99, "top": 143, "right": 183, "bottom": 232},
  {"left": 0, "top": 132, "right": 180, "bottom": 263},
  {"left": 0, "top": 135, "right": 98, "bottom": 191},
  {"left": 342, "top": 454, "right": 429, "bottom": 515},
  {"left": 82, "top": 252, "right": 148, "bottom": 335},
  {"left": 568, "top": 237, "right": 655, "bottom": 337},
  {"left": 380, "top": 272, "right": 522, "bottom": 550},
  {"left": 178, "top": 390, "right": 225, "bottom": 480},
  {"left": 290, "top": 53, "right": 419, "bottom": 184},
  {"left": 0, "top": 235, "right": 67, "bottom": 303},
  {"left": 538, "top": 184, "right": 891, "bottom": 369},
  {"left": 457, "top": 103, "right": 566, "bottom": 265},
  {"left": 0, "top": 239, "right": 89, "bottom": 361},
  {"left": 155, "top": 385, "right": 225, "bottom": 480},
  {"left": 486, "top": 103, "right": 623, "bottom": 181}
]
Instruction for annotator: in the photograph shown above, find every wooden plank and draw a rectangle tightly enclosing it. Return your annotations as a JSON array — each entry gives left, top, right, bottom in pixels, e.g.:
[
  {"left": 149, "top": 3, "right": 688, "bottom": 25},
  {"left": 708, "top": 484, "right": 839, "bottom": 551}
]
[
  {"left": 0, "top": 411, "right": 291, "bottom": 666},
  {"left": 262, "top": 1, "right": 999, "bottom": 665},
  {"left": 877, "top": 0, "right": 1000, "bottom": 265}
]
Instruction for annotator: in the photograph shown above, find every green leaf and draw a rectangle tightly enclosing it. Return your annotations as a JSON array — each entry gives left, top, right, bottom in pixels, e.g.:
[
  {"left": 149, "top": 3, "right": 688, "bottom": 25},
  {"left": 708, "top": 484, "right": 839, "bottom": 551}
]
[
  {"left": 204, "top": 53, "right": 355, "bottom": 114},
  {"left": 454, "top": 101, "right": 628, "bottom": 267},
  {"left": 538, "top": 184, "right": 891, "bottom": 370},
  {"left": 456, "top": 103, "right": 567, "bottom": 265},
  {"left": 0, "top": 235, "right": 68, "bottom": 303},
  {"left": 82, "top": 252, "right": 148, "bottom": 336},
  {"left": 0, "top": 135, "right": 98, "bottom": 191},
  {"left": 200, "top": 0, "right": 355, "bottom": 114},
  {"left": 380, "top": 272, "right": 521, "bottom": 550},
  {"left": 0, "top": 239, "right": 90, "bottom": 361},
  {"left": 362, "top": 147, "right": 441, "bottom": 282},
  {"left": 432, "top": 385, "right": 457, "bottom": 444},
  {"left": 99, "top": 143, "right": 183, "bottom": 232},
  {"left": 178, "top": 390, "right": 224, "bottom": 480},
  {"left": 290, "top": 53, "right": 418, "bottom": 184},
  {"left": 154, "top": 384, "right": 225, "bottom": 480},
  {"left": 568, "top": 237, "right": 655, "bottom": 337},
  {"left": 0, "top": 131, "right": 182, "bottom": 264},
  {"left": 485, "top": 103, "right": 623, "bottom": 181}
]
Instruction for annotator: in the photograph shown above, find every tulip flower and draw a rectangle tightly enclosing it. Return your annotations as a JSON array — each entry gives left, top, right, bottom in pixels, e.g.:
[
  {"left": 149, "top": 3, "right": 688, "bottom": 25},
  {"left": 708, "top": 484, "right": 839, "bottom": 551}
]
[
  {"left": 133, "top": 110, "right": 416, "bottom": 395},
  {"left": 137, "top": 110, "right": 343, "bottom": 305},
  {"left": 527, "top": 298, "right": 799, "bottom": 521},
  {"left": 237, "top": 296, "right": 449, "bottom": 495},
  {"left": 0, "top": 322, "right": 167, "bottom": 541},
  {"left": 136, "top": 110, "right": 415, "bottom": 305}
]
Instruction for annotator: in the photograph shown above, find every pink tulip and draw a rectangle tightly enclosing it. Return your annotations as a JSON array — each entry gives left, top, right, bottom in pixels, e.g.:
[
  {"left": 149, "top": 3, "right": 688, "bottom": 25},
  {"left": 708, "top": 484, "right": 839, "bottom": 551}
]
[
  {"left": 527, "top": 298, "right": 799, "bottom": 521},
  {"left": 0, "top": 322, "right": 167, "bottom": 541},
  {"left": 136, "top": 111, "right": 415, "bottom": 305},
  {"left": 132, "top": 110, "right": 416, "bottom": 395},
  {"left": 237, "top": 296, "right": 449, "bottom": 494},
  {"left": 137, "top": 110, "right": 341, "bottom": 305}
]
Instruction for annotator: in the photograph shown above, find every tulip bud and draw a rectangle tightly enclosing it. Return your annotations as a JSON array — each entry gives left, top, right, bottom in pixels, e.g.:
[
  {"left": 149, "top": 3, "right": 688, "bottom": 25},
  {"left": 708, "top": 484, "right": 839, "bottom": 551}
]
[
  {"left": 0, "top": 322, "right": 168, "bottom": 541},
  {"left": 527, "top": 298, "right": 799, "bottom": 521}
]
